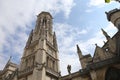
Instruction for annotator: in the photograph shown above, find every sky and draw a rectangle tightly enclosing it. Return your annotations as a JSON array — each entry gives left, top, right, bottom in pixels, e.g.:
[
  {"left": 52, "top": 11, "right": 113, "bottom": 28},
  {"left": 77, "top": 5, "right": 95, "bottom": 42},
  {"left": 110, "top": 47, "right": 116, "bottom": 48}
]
[{"left": 0, "top": 0, "right": 120, "bottom": 76}]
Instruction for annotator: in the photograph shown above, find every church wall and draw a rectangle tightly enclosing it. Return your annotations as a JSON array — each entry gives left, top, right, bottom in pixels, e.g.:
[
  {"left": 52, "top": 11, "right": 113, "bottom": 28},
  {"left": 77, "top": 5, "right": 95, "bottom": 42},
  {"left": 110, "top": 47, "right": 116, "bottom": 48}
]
[
  {"left": 27, "top": 74, "right": 33, "bottom": 80},
  {"left": 19, "top": 78, "right": 23, "bottom": 80},
  {"left": 72, "top": 76, "right": 90, "bottom": 80},
  {"left": 95, "top": 67, "right": 107, "bottom": 80},
  {"left": 102, "top": 37, "right": 116, "bottom": 58},
  {"left": 35, "top": 49, "right": 46, "bottom": 64},
  {"left": 12, "top": 74, "right": 18, "bottom": 80},
  {"left": 94, "top": 64, "right": 120, "bottom": 80},
  {"left": 46, "top": 75, "right": 51, "bottom": 80},
  {"left": 81, "top": 58, "right": 89, "bottom": 69},
  {"left": 113, "top": 64, "right": 120, "bottom": 69},
  {"left": 46, "top": 75, "right": 58, "bottom": 80},
  {"left": 8, "top": 66, "right": 16, "bottom": 71}
]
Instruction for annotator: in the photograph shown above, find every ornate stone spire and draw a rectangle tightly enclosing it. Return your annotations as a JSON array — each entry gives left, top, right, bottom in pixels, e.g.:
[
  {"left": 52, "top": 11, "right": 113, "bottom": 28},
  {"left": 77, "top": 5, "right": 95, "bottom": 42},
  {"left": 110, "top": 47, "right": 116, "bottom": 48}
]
[
  {"left": 101, "top": 28, "right": 110, "bottom": 40},
  {"left": 76, "top": 45, "right": 83, "bottom": 59},
  {"left": 25, "top": 29, "right": 33, "bottom": 48},
  {"left": 4, "top": 56, "right": 12, "bottom": 69},
  {"left": 53, "top": 32, "right": 58, "bottom": 50},
  {"left": 20, "top": 12, "right": 60, "bottom": 80}
]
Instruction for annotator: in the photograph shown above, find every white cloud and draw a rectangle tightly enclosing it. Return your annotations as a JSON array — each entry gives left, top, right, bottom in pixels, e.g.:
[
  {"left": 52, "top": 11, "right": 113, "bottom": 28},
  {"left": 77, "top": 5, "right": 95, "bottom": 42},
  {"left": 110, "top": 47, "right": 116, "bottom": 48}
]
[
  {"left": 34, "top": 0, "right": 75, "bottom": 18},
  {"left": 88, "top": 0, "right": 105, "bottom": 7},
  {"left": 54, "top": 23, "right": 88, "bottom": 75},
  {"left": 104, "top": 22, "right": 118, "bottom": 36},
  {"left": 0, "top": 54, "right": 9, "bottom": 69},
  {"left": 86, "top": 0, "right": 105, "bottom": 13},
  {"left": 60, "top": 0, "right": 76, "bottom": 18},
  {"left": 78, "top": 22, "right": 117, "bottom": 56},
  {"left": 0, "top": 0, "right": 75, "bottom": 70},
  {"left": 85, "top": 9, "right": 93, "bottom": 13}
]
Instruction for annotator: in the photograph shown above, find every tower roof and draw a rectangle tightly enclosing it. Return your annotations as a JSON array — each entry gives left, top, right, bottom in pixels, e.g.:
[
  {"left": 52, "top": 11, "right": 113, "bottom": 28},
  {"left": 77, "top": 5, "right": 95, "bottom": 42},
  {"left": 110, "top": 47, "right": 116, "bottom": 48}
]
[
  {"left": 37, "top": 11, "right": 53, "bottom": 19},
  {"left": 76, "top": 45, "right": 83, "bottom": 59}
]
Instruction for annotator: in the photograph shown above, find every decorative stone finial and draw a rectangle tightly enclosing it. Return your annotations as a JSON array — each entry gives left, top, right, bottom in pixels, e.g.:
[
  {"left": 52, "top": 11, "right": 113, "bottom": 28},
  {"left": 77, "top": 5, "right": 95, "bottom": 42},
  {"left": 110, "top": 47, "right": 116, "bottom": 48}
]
[
  {"left": 76, "top": 45, "right": 83, "bottom": 59},
  {"left": 67, "top": 64, "right": 71, "bottom": 74},
  {"left": 95, "top": 44, "right": 97, "bottom": 47},
  {"left": 101, "top": 28, "right": 110, "bottom": 40}
]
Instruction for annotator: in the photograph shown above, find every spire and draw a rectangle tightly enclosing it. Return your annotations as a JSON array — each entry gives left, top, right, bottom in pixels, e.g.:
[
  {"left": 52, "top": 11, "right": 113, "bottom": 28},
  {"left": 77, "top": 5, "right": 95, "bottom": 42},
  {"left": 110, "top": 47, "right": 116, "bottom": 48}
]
[
  {"left": 8, "top": 56, "right": 12, "bottom": 63},
  {"left": 4, "top": 56, "right": 12, "bottom": 69},
  {"left": 76, "top": 45, "right": 83, "bottom": 59},
  {"left": 53, "top": 32, "right": 58, "bottom": 51},
  {"left": 25, "top": 30, "right": 33, "bottom": 48},
  {"left": 103, "top": 41, "right": 106, "bottom": 44},
  {"left": 101, "top": 28, "right": 110, "bottom": 40},
  {"left": 95, "top": 43, "right": 98, "bottom": 47}
]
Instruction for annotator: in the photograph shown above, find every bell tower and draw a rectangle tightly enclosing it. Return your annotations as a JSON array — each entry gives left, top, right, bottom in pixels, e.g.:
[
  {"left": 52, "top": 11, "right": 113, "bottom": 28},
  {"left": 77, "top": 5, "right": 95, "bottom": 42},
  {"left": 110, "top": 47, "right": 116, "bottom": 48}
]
[{"left": 19, "top": 12, "right": 60, "bottom": 80}]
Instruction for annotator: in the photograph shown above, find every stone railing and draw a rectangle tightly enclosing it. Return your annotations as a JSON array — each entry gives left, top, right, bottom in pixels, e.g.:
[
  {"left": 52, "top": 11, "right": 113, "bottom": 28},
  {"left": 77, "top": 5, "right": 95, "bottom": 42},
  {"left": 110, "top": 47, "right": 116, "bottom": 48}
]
[
  {"left": 46, "top": 66, "right": 59, "bottom": 77},
  {"left": 18, "top": 66, "right": 34, "bottom": 77}
]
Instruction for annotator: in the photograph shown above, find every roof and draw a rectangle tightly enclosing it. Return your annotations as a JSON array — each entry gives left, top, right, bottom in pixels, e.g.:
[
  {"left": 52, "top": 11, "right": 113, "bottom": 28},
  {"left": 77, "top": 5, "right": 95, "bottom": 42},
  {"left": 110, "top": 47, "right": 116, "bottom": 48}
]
[{"left": 37, "top": 11, "right": 53, "bottom": 19}]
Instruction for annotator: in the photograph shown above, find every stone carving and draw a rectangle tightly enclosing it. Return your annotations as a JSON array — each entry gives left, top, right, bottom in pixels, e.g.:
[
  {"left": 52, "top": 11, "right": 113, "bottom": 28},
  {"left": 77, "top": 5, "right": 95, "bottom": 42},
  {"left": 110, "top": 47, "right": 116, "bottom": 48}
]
[
  {"left": 67, "top": 65, "right": 71, "bottom": 74},
  {"left": 35, "top": 62, "right": 46, "bottom": 71},
  {"left": 101, "top": 28, "right": 110, "bottom": 40}
]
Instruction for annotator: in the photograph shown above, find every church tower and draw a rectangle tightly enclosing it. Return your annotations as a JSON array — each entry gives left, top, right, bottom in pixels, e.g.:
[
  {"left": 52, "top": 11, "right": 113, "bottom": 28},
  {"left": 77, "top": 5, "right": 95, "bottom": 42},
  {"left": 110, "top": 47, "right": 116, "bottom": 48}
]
[{"left": 19, "top": 12, "right": 60, "bottom": 80}]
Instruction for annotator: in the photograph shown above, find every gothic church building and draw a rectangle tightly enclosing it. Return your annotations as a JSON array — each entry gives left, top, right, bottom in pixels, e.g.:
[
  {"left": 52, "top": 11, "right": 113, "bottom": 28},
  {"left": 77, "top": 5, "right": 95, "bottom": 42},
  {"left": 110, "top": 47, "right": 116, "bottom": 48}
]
[{"left": 0, "top": 8, "right": 120, "bottom": 80}]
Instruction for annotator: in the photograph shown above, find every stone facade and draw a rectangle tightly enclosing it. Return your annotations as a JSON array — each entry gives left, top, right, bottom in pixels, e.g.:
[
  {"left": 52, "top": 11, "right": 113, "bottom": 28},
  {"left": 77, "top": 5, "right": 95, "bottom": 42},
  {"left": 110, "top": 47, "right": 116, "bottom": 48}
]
[{"left": 0, "top": 8, "right": 120, "bottom": 80}]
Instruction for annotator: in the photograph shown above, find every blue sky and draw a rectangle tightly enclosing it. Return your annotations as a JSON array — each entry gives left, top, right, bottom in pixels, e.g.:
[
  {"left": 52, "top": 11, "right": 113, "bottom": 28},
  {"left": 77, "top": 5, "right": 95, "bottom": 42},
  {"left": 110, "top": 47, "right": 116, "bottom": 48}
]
[{"left": 0, "top": 0, "right": 119, "bottom": 75}]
